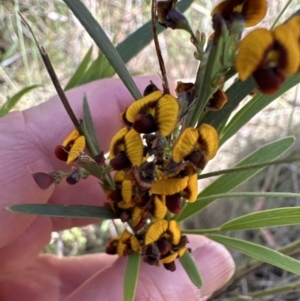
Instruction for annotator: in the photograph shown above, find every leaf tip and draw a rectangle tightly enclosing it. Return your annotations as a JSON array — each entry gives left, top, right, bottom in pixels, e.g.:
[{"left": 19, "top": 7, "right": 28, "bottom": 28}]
[{"left": 4, "top": 205, "right": 15, "bottom": 212}]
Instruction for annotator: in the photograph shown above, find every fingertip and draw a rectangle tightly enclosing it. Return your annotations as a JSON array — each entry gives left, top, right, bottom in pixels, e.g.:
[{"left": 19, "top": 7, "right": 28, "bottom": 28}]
[
  {"left": 187, "top": 235, "right": 235, "bottom": 300},
  {"left": 66, "top": 235, "right": 235, "bottom": 301}
]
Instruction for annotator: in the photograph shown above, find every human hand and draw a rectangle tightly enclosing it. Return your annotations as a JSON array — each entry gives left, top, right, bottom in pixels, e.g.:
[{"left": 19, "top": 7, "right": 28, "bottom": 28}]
[{"left": 0, "top": 76, "right": 235, "bottom": 301}]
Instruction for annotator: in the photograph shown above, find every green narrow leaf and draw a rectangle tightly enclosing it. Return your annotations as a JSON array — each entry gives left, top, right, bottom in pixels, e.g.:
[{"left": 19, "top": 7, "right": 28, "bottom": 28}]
[
  {"left": 179, "top": 251, "right": 203, "bottom": 288},
  {"left": 206, "top": 234, "right": 300, "bottom": 276},
  {"left": 220, "top": 207, "right": 300, "bottom": 231},
  {"left": 175, "top": 136, "right": 294, "bottom": 222},
  {"left": 83, "top": 95, "right": 101, "bottom": 153},
  {"left": 0, "top": 84, "right": 40, "bottom": 117},
  {"left": 64, "top": 45, "right": 93, "bottom": 91},
  {"left": 80, "top": 51, "right": 115, "bottom": 84},
  {"left": 198, "top": 192, "right": 300, "bottom": 202},
  {"left": 198, "top": 156, "right": 300, "bottom": 180},
  {"left": 188, "top": 27, "right": 227, "bottom": 127},
  {"left": 64, "top": 1, "right": 194, "bottom": 87},
  {"left": 220, "top": 73, "right": 300, "bottom": 145},
  {"left": 63, "top": 0, "right": 142, "bottom": 100},
  {"left": 6, "top": 204, "right": 117, "bottom": 219},
  {"left": 0, "top": 42, "right": 18, "bottom": 62},
  {"left": 124, "top": 253, "right": 141, "bottom": 301},
  {"left": 116, "top": 0, "right": 194, "bottom": 64}
]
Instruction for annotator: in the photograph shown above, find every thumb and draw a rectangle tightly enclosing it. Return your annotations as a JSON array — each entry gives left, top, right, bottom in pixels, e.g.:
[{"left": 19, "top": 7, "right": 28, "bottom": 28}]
[{"left": 66, "top": 235, "right": 235, "bottom": 301}]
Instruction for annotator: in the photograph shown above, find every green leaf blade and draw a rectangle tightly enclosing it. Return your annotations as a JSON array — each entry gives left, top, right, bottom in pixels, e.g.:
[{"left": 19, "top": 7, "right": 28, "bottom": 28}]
[
  {"left": 175, "top": 136, "right": 294, "bottom": 222},
  {"left": 64, "top": 45, "right": 93, "bottom": 91},
  {"left": 79, "top": 51, "right": 115, "bottom": 84},
  {"left": 220, "top": 73, "right": 300, "bottom": 145},
  {"left": 124, "top": 253, "right": 141, "bottom": 301},
  {"left": 220, "top": 207, "right": 300, "bottom": 231},
  {"left": 7, "top": 204, "right": 117, "bottom": 219},
  {"left": 194, "top": 192, "right": 300, "bottom": 204},
  {"left": 206, "top": 234, "right": 300, "bottom": 276},
  {"left": 0, "top": 85, "right": 40, "bottom": 117},
  {"left": 179, "top": 251, "right": 203, "bottom": 288},
  {"left": 63, "top": 0, "right": 142, "bottom": 100},
  {"left": 83, "top": 95, "right": 101, "bottom": 154}
]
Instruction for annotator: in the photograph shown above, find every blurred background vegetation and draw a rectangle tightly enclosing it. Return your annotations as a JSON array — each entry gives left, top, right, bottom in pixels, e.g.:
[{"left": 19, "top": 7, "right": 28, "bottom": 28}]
[{"left": 1, "top": 0, "right": 300, "bottom": 300}]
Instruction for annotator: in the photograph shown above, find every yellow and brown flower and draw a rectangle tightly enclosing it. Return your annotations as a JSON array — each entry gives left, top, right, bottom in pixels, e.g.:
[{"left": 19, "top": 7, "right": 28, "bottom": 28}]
[
  {"left": 125, "top": 91, "right": 179, "bottom": 137},
  {"left": 54, "top": 129, "right": 86, "bottom": 164},
  {"left": 109, "top": 171, "right": 134, "bottom": 210},
  {"left": 211, "top": 0, "right": 267, "bottom": 28},
  {"left": 171, "top": 124, "right": 219, "bottom": 169},
  {"left": 109, "top": 127, "right": 144, "bottom": 170},
  {"left": 206, "top": 89, "right": 228, "bottom": 111},
  {"left": 131, "top": 195, "right": 168, "bottom": 230},
  {"left": 116, "top": 229, "right": 141, "bottom": 256},
  {"left": 150, "top": 173, "right": 198, "bottom": 213},
  {"left": 144, "top": 219, "right": 188, "bottom": 271},
  {"left": 236, "top": 19, "right": 300, "bottom": 94}
]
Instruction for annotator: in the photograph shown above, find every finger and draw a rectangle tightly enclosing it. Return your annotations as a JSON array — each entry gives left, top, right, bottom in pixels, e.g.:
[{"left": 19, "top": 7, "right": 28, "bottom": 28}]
[
  {"left": 0, "top": 253, "right": 117, "bottom": 301},
  {"left": 0, "top": 217, "right": 52, "bottom": 275},
  {"left": 66, "top": 235, "right": 235, "bottom": 301}
]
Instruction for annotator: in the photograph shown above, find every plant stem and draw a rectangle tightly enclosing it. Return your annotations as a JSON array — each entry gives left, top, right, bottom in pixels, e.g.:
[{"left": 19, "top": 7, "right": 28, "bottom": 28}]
[
  {"left": 40, "top": 47, "right": 81, "bottom": 129},
  {"left": 18, "top": 14, "right": 81, "bottom": 129},
  {"left": 270, "top": 0, "right": 293, "bottom": 29},
  {"left": 211, "top": 239, "right": 300, "bottom": 300},
  {"left": 187, "top": 37, "right": 220, "bottom": 128},
  {"left": 14, "top": 0, "right": 32, "bottom": 87},
  {"left": 198, "top": 157, "right": 300, "bottom": 179},
  {"left": 80, "top": 124, "right": 100, "bottom": 159},
  {"left": 183, "top": 228, "right": 220, "bottom": 234},
  {"left": 224, "top": 282, "right": 300, "bottom": 301},
  {"left": 19, "top": 13, "right": 115, "bottom": 189},
  {"left": 151, "top": 0, "right": 169, "bottom": 94}
]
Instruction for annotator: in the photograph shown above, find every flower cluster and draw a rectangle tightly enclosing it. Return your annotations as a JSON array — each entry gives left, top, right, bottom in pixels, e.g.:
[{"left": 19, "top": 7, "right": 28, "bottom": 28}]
[
  {"left": 30, "top": 0, "right": 300, "bottom": 275},
  {"left": 104, "top": 88, "right": 219, "bottom": 271}
]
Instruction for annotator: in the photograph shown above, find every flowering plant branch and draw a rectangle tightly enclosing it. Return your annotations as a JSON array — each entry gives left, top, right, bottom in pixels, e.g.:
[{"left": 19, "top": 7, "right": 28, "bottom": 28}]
[{"left": 7, "top": 1, "right": 300, "bottom": 300}]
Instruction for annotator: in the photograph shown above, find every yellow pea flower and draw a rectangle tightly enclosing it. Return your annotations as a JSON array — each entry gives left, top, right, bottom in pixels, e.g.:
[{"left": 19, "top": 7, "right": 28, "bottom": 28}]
[
  {"left": 125, "top": 91, "right": 179, "bottom": 137},
  {"left": 55, "top": 129, "right": 86, "bottom": 164},
  {"left": 211, "top": 0, "right": 267, "bottom": 27},
  {"left": 144, "top": 220, "right": 188, "bottom": 271},
  {"left": 236, "top": 20, "right": 300, "bottom": 94},
  {"left": 172, "top": 124, "right": 219, "bottom": 168},
  {"left": 117, "top": 229, "right": 141, "bottom": 256},
  {"left": 109, "top": 127, "right": 143, "bottom": 170}
]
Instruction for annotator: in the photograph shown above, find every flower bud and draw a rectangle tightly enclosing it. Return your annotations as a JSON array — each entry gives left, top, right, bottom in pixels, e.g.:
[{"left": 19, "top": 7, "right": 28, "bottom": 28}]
[
  {"left": 157, "top": 0, "right": 192, "bottom": 33},
  {"left": 66, "top": 169, "right": 82, "bottom": 185},
  {"left": 32, "top": 171, "right": 66, "bottom": 190}
]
